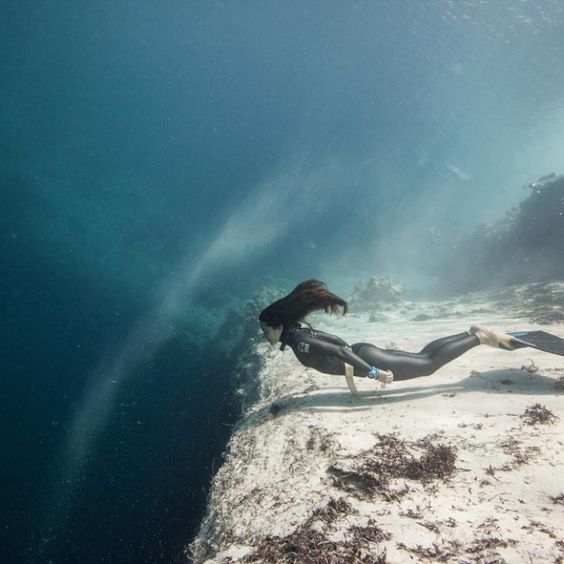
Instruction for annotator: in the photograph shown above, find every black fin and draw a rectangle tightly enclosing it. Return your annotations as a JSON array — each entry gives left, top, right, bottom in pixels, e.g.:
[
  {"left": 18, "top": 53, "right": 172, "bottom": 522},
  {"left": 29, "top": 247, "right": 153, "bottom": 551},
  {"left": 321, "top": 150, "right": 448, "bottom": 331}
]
[{"left": 507, "top": 330, "right": 564, "bottom": 356}]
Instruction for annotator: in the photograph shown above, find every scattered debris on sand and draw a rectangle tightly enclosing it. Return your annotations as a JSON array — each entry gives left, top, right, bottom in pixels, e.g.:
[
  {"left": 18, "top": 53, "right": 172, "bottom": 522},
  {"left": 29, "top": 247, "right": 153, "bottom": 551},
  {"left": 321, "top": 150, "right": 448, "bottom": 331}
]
[
  {"left": 327, "top": 433, "right": 457, "bottom": 502},
  {"left": 241, "top": 497, "right": 388, "bottom": 564},
  {"left": 520, "top": 403, "right": 559, "bottom": 425},
  {"left": 520, "top": 360, "right": 538, "bottom": 373},
  {"left": 396, "top": 539, "right": 462, "bottom": 562}
]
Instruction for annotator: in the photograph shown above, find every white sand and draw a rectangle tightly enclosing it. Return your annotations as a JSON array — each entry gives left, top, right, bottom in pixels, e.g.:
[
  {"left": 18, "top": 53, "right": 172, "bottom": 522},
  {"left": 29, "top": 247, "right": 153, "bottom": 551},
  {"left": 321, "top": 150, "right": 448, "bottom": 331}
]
[{"left": 189, "top": 291, "right": 564, "bottom": 563}]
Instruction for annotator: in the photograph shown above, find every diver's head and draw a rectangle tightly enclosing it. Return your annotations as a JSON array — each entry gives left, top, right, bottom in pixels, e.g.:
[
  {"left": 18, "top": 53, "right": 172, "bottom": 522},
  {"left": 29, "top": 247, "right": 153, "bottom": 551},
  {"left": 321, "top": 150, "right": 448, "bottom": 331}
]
[
  {"left": 258, "top": 279, "right": 348, "bottom": 345},
  {"left": 259, "top": 321, "right": 283, "bottom": 345}
]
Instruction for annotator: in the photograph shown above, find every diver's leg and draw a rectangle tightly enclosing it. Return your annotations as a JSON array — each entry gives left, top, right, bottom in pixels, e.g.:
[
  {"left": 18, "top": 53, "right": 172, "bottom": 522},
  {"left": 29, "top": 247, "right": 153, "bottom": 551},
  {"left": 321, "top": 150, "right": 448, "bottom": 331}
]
[
  {"left": 420, "top": 332, "right": 473, "bottom": 354},
  {"left": 352, "top": 332, "right": 480, "bottom": 381},
  {"left": 421, "top": 326, "right": 518, "bottom": 353},
  {"left": 363, "top": 332, "right": 475, "bottom": 358},
  {"left": 351, "top": 343, "right": 434, "bottom": 380},
  {"left": 424, "top": 333, "right": 480, "bottom": 375}
]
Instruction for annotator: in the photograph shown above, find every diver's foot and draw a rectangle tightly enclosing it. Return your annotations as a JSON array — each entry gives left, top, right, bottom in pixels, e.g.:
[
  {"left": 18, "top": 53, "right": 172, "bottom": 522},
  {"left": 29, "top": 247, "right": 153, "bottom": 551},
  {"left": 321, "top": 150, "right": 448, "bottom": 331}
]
[{"left": 469, "top": 324, "right": 518, "bottom": 350}]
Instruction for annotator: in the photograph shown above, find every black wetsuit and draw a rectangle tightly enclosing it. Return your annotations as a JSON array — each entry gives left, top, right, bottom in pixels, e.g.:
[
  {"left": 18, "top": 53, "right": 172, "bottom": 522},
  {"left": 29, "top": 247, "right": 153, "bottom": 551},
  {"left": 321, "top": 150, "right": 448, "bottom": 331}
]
[{"left": 279, "top": 322, "right": 480, "bottom": 381}]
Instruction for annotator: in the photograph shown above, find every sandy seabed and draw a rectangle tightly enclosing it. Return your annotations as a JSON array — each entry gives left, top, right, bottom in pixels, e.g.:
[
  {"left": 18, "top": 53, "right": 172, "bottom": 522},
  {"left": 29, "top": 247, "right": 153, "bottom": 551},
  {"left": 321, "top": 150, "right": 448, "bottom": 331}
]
[{"left": 189, "top": 285, "right": 564, "bottom": 563}]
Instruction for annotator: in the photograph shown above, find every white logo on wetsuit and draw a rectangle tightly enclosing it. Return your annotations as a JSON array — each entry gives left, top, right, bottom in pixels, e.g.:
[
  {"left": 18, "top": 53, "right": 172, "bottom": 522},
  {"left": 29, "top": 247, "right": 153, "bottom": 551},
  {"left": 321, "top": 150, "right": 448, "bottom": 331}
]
[{"left": 297, "top": 342, "right": 310, "bottom": 353}]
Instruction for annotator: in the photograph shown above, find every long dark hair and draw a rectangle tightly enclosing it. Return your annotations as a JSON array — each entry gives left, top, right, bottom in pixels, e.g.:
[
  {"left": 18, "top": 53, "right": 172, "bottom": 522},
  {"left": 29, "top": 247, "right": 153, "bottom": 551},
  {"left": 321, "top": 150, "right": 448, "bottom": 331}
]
[{"left": 259, "top": 279, "right": 348, "bottom": 328}]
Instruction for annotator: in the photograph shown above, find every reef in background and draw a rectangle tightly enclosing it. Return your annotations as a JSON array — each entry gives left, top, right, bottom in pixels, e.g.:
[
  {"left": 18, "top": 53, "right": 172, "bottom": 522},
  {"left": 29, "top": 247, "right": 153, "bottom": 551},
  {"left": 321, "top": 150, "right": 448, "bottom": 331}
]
[{"left": 438, "top": 173, "right": 564, "bottom": 293}]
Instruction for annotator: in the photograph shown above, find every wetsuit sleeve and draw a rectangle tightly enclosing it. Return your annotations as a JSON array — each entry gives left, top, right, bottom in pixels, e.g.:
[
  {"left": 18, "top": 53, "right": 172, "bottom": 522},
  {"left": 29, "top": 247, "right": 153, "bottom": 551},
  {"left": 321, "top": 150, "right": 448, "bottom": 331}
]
[{"left": 296, "top": 331, "right": 374, "bottom": 376}]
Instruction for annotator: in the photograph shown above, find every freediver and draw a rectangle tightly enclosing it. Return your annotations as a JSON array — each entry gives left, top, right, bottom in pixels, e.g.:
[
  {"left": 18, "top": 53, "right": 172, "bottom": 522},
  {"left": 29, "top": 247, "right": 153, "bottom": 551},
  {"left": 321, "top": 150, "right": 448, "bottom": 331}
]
[{"left": 259, "top": 279, "right": 521, "bottom": 386}]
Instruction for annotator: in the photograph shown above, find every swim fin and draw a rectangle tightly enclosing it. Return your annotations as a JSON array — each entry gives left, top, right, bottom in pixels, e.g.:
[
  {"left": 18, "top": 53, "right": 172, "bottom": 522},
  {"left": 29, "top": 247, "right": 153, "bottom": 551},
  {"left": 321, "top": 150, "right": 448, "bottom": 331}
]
[{"left": 507, "top": 330, "right": 564, "bottom": 357}]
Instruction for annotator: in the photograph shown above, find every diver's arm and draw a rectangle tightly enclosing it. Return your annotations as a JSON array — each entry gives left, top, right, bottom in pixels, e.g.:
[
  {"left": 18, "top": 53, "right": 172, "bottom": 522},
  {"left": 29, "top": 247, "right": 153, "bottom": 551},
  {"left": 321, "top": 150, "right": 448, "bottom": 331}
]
[{"left": 295, "top": 332, "right": 374, "bottom": 376}]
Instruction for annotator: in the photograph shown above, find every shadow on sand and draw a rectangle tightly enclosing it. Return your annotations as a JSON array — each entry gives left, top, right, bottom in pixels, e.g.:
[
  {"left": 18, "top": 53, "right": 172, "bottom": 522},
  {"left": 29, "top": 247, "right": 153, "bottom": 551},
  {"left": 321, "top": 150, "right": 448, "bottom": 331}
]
[{"left": 246, "top": 369, "right": 561, "bottom": 422}]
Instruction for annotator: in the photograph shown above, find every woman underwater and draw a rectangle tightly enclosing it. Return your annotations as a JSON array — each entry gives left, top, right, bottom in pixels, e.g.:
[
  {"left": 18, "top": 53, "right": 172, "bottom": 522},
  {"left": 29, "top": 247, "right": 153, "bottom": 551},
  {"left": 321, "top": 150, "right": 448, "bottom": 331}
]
[{"left": 259, "top": 279, "right": 519, "bottom": 385}]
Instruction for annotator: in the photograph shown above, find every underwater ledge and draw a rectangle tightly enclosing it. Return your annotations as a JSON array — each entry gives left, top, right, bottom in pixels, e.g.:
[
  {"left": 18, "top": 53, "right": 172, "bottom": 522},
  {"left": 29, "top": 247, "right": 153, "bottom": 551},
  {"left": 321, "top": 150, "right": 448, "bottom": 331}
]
[{"left": 187, "top": 284, "right": 564, "bottom": 563}]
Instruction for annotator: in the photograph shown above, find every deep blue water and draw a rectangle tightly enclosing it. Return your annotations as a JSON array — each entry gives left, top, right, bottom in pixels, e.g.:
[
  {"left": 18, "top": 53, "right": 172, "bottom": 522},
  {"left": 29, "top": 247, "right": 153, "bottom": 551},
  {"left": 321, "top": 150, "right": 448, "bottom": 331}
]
[
  {"left": 2, "top": 221, "right": 242, "bottom": 562},
  {"left": 2, "top": 1, "right": 564, "bottom": 562}
]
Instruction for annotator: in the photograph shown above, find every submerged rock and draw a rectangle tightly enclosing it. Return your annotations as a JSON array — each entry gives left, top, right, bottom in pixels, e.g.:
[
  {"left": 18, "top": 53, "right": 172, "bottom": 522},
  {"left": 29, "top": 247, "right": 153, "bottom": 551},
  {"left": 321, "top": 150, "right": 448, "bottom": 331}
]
[{"left": 348, "top": 276, "right": 406, "bottom": 313}]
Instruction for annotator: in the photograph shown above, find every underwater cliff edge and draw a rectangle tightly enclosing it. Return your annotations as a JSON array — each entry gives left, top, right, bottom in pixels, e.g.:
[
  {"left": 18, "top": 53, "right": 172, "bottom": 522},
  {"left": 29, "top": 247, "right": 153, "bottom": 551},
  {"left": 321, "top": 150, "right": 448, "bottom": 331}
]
[
  {"left": 187, "top": 284, "right": 564, "bottom": 563},
  {"left": 187, "top": 174, "right": 564, "bottom": 562}
]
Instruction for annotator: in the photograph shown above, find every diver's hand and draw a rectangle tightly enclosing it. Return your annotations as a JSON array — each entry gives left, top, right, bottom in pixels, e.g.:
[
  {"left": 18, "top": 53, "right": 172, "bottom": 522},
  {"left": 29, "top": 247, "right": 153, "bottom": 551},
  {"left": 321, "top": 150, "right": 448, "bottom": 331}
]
[{"left": 377, "top": 370, "right": 393, "bottom": 387}]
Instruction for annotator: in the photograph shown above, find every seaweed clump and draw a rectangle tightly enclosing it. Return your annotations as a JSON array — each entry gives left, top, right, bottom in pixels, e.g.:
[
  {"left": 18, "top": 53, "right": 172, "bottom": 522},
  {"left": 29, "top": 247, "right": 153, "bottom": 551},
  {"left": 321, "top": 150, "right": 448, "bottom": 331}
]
[
  {"left": 242, "top": 497, "right": 388, "bottom": 564},
  {"left": 327, "top": 434, "right": 457, "bottom": 501},
  {"left": 242, "top": 524, "right": 387, "bottom": 563},
  {"left": 520, "top": 403, "right": 559, "bottom": 425},
  {"left": 396, "top": 540, "right": 462, "bottom": 562},
  {"left": 403, "top": 439, "right": 457, "bottom": 481}
]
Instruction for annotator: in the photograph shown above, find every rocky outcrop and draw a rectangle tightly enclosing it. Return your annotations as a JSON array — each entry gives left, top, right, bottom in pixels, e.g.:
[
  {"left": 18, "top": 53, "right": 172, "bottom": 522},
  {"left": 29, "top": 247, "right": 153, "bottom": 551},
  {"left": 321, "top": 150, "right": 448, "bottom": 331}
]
[
  {"left": 439, "top": 173, "right": 564, "bottom": 293},
  {"left": 348, "top": 276, "right": 405, "bottom": 315}
]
